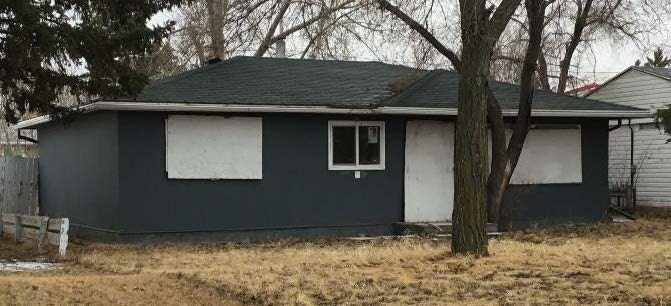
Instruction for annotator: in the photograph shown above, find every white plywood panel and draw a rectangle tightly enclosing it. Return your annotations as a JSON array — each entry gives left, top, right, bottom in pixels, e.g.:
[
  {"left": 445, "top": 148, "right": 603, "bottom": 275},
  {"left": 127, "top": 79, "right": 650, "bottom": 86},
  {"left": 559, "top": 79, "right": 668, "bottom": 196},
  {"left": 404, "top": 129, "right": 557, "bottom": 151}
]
[
  {"left": 511, "top": 128, "right": 582, "bottom": 184},
  {"left": 404, "top": 120, "right": 454, "bottom": 222},
  {"left": 166, "top": 115, "right": 262, "bottom": 179}
]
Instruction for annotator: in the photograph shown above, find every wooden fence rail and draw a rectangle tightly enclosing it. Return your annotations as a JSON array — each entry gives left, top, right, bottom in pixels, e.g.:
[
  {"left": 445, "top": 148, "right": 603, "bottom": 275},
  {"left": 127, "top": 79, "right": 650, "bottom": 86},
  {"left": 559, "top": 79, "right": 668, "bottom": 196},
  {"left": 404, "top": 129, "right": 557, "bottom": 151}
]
[{"left": 0, "top": 213, "right": 69, "bottom": 256}]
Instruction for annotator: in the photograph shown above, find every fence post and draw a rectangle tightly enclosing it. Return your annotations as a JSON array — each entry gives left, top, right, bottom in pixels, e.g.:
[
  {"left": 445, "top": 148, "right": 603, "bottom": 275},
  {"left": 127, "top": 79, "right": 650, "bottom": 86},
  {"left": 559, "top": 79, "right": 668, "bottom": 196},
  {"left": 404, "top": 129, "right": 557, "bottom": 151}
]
[
  {"left": 37, "top": 217, "right": 49, "bottom": 251},
  {"left": 14, "top": 214, "right": 21, "bottom": 242},
  {"left": 59, "top": 218, "right": 69, "bottom": 257}
]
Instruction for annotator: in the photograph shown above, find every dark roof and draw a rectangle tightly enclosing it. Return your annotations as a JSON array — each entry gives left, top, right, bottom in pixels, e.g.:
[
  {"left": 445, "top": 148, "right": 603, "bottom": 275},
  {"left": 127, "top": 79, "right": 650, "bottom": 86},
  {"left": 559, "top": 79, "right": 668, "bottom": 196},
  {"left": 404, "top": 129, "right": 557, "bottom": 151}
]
[
  {"left": 127, "top": 56, "right": 426, "bottom": 108},
  {"left": 384, "top": 70, "right": 636, "bottom": 111},
  {"left": 635, "top": 66, "right": 671, "bottom": 79},
  {"left": 117, "top": 56, "right": 641, "bottom": 112}
]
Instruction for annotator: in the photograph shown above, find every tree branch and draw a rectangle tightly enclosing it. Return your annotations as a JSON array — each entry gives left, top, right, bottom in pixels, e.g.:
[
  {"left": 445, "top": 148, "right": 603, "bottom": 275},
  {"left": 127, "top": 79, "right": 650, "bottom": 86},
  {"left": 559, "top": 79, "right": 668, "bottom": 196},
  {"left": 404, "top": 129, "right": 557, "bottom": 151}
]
[
  {"left": 254, "top": 0, "right": 292, "bottom": 57},
  {"left": 376, "top": 0, "right": 461, "bottom": 71},
  {"left": 556, "top": 0, "right": 593, "bottom": 93},
  {"left": 488, "top": 0, "right": 523, "bottom": 46},
  {"left": 267, "top": 0, "right": 356, "bottom": 46}
]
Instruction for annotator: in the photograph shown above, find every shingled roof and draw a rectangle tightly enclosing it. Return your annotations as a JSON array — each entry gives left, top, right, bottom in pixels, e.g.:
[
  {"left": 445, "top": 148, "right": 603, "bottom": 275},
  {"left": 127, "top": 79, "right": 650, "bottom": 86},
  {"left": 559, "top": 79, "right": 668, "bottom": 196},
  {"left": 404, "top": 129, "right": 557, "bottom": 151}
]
[
  {"left": 116, "top": 56, "right": 641, "bottom": 113},
  {"left": 123, "top": 56, "right": 426, "bottom": 108}
]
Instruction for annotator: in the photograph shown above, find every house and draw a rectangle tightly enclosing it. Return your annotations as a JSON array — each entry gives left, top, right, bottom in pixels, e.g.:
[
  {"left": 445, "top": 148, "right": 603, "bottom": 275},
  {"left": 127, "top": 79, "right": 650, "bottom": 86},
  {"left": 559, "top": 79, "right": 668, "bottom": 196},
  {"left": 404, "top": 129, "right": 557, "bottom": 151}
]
[
  {"left": 15, "top": 56, "right": 648, "bottom": 242},
  {"left": 586, "top": 66, "right": 671, "bottom": 211}
]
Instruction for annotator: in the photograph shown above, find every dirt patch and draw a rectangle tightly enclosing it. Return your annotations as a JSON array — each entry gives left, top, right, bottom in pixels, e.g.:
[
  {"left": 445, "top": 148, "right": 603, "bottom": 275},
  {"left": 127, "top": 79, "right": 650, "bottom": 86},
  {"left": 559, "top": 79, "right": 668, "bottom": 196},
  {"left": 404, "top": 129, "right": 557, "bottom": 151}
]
[{"left": 0, "top": 237, "right": 58, "bottom": 261}]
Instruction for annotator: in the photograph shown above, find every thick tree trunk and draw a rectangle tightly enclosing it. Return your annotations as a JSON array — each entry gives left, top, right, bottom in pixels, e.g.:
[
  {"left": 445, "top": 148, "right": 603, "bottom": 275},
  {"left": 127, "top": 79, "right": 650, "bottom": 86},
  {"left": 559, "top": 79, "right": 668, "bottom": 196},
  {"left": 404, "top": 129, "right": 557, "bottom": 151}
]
[{"left": 452, "top": 0, "right": 490, "bottom": 257}]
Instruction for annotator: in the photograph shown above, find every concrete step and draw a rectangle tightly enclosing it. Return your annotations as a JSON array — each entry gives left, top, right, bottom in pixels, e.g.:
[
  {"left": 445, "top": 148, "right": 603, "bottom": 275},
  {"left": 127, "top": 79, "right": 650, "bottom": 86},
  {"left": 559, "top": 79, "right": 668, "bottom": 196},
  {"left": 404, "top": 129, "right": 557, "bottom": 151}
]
[{"left": 393, "top": 222, "right": 498, "bottom": 236}]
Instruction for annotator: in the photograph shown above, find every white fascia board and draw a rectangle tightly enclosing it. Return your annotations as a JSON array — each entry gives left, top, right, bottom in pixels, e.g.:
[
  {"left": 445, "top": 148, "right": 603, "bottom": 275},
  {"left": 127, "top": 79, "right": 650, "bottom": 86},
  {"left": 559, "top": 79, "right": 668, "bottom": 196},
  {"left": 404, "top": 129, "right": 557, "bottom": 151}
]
[
  {"left": 507, "top": 109, "right": 651, "bottom": 118},
  {"left": 14, "top": 101, "right": 651, "bottom": 129}
]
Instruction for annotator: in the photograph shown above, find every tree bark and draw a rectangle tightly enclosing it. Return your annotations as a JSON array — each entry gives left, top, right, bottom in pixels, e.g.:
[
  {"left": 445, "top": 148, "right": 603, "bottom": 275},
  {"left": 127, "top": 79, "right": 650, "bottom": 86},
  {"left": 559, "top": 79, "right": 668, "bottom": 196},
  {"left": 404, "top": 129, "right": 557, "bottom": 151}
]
[{"left": 451, "top": 0, "right": 491, "bottom": 257}]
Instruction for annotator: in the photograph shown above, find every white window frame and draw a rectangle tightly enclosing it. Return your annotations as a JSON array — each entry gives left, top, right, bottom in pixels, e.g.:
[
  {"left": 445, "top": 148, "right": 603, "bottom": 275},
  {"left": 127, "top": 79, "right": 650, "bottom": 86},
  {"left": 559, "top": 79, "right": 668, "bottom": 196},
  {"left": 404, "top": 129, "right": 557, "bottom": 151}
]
[{"left": 328, "top": 120, "right": 385, "bottom": 171}]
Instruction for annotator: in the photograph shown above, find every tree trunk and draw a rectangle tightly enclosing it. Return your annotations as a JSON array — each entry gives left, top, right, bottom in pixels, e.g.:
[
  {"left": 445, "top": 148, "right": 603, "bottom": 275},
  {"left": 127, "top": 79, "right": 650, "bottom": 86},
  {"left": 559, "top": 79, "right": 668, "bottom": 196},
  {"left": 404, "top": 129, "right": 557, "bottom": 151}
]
[
  {"left": 452, "top": 0, "right": 490, "bottom": 257},
  {"left": 486, "top": 0, "right": 548, "bottom": 231},
  {"left": 206, "top": 0, "right": 229, "bottom": 59},
  {"left": 486, "top": 89, "right": 508, "bottom": 224},
  {"left": 556, "top": 0, "right": 592, "bottom": 93},
  {"left": 537, "top": 52, "right": 551, "bottom": 90}
]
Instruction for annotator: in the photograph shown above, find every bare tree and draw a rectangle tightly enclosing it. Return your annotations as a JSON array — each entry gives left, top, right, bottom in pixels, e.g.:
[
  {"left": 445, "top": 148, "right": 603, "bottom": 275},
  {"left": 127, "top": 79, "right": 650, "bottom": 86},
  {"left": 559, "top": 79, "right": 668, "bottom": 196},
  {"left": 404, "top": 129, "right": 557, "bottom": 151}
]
[
  {"left": 493, "top": 0, "right": 670, "bottom": 92},
  {"left": 171, "top": 0, "right": 367, "bottom": 65},
  {"left": 377, "top": 0, "right": 551, "bottom": 255}
]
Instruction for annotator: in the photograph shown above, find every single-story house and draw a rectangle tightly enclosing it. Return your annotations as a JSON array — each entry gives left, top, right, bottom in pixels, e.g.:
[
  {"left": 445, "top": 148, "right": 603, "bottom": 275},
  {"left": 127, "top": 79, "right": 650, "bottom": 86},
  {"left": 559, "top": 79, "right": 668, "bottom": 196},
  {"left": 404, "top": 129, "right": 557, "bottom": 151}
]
[
  {"left": 16, "top": 56, "right": 649, "bottom": 242},
  {"left": 586, "top": 66, "right": 670, "bottom": 209}
]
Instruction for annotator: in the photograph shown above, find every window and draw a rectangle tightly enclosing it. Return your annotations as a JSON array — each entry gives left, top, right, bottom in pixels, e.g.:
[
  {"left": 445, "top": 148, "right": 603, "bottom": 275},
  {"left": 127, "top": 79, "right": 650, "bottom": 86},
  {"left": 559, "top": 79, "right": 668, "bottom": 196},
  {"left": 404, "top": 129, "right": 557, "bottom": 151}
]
[
  {"left": 166, "top": 115, "right": 262, "bottom": 179},
  {"left": 328, "top": 121, "right": 385, "bottom": 170}
]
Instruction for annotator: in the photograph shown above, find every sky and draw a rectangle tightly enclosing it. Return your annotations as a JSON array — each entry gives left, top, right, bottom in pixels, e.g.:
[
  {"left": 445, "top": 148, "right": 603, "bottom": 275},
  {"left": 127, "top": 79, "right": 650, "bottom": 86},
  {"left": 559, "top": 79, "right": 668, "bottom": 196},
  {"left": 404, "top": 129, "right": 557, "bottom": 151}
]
[{"left": 579, "top": 29, "right": 671, "bottom": 83}]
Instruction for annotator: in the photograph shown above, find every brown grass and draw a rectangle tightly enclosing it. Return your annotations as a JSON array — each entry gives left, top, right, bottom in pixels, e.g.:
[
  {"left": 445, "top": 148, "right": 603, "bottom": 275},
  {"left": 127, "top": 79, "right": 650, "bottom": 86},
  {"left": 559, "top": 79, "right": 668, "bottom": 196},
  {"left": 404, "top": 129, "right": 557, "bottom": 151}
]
[{"left": 2, "top": 218, "right": 671, "bottom": 305}]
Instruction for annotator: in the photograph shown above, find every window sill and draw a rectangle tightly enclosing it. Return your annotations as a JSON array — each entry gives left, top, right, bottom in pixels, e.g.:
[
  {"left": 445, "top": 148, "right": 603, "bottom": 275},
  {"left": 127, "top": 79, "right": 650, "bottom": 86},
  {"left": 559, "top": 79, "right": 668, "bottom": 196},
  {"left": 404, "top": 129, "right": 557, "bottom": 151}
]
[{"left": 328, "top": 165, "right": 385, "bottom": 171}]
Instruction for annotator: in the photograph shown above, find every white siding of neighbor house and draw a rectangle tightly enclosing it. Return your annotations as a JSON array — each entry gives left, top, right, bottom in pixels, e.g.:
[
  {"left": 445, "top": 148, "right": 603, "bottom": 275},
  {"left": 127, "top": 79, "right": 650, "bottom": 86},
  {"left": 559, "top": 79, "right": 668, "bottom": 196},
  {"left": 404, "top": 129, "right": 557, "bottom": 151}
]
[
  {"left": 589, "top": 69, "right": 671, "bottom": 110},
  {"left": 590, "top": 69, "right": 671, "bottom": 207}
]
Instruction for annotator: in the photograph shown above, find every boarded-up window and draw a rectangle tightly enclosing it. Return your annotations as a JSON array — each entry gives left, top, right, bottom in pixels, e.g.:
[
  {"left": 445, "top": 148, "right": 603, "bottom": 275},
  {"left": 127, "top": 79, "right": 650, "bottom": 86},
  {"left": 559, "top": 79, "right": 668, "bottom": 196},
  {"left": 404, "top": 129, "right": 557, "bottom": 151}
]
[
  {"left": 166, "top": 115, "right": 262, "bottom": 179},
  {"left": 511, "top": 127, "right": 582, "bottom": 184}
]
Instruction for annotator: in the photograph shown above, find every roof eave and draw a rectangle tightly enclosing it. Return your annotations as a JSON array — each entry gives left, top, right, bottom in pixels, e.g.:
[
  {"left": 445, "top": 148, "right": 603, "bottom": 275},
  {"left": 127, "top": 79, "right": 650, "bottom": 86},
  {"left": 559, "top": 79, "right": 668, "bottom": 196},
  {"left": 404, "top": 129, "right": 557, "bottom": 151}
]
[{"left": 14, "top": 101, "right": 651, "bottom": 129}]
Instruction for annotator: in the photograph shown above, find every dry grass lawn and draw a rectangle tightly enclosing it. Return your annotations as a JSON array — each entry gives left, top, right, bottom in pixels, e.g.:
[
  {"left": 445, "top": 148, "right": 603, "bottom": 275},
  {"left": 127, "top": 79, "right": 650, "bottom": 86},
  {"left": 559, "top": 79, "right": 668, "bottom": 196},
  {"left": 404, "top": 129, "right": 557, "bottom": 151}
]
[{"left": 2, "top": 218, "right": 671, "bottom": 305}]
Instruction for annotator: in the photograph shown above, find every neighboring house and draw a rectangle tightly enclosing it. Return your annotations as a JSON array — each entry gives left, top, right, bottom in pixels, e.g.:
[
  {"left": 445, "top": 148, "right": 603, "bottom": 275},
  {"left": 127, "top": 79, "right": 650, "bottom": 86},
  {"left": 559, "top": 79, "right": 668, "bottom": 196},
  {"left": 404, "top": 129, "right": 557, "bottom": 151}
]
[
  {"left": 16, "top": 57, "right": 647, "bottom": 242},
  {"left": 1, "top": 121, "right": 37, "bottom": 157},
  {"left": 587, "top": 66, "right": 671, "bottom": 209}
]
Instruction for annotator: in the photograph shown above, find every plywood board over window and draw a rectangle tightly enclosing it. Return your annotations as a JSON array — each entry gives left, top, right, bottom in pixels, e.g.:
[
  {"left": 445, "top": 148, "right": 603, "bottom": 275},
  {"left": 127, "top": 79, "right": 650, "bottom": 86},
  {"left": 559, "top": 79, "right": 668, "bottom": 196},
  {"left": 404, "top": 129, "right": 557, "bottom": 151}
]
[
  {"left": 166, "top": 115, "right": 262, "bottom": 179},
  {"left": 511, "top": 126, "right": 582, "bottom": 184}
]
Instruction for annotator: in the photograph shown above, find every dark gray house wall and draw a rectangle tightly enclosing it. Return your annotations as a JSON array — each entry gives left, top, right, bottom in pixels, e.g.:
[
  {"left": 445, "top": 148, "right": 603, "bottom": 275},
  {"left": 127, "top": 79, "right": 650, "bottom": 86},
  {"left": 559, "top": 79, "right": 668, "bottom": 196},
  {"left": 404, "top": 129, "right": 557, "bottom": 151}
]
[
  {"left": 506, "top": 118, "right": 610, "bottom": 228},
  {"left": 116, "top": 112, "right": 406, "bottom": 242},
  {"left": 35, "top": 111, "right": 610, "bottom": 242},
  {"left": 37, "top": 111, "right": 120, "bottom": 238}
]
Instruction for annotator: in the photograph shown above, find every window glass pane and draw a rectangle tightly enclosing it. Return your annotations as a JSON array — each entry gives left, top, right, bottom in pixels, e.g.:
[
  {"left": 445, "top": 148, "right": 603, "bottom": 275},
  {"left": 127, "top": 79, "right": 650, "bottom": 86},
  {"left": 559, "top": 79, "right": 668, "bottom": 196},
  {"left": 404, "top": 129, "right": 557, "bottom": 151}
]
[
  {"left": 359, "top": 126, "right": 381, "bottom": 165},
  {"left": 332, "top": 126, "right": 356, "bottom": 165}
]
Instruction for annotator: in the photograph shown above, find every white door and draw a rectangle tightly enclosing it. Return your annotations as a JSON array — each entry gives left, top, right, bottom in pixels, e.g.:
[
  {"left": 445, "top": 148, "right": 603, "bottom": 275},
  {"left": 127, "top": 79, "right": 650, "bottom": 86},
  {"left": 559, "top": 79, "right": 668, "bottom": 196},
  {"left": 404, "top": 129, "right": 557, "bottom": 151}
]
[{"left": 404, "top": 120, "right": 454, "bottom": 222}]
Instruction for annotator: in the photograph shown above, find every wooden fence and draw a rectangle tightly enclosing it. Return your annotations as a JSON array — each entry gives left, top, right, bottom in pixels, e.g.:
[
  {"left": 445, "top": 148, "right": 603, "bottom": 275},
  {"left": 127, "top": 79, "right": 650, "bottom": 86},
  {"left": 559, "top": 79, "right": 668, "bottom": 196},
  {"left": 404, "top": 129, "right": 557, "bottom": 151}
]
[
  {"left": 0, "top": 155, "right": 38, "bottom": 215},
  {"left": 1, "top": 213, "right": 69, "bottom": 256}
]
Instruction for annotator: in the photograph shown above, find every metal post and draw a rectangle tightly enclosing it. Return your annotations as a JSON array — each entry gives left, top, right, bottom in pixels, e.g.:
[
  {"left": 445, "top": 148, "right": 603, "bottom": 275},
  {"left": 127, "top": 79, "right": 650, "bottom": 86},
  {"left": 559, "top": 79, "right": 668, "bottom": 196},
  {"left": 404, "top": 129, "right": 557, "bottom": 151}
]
[{"left": 628, "top": 119, "right": 636, "bottom": 211}]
